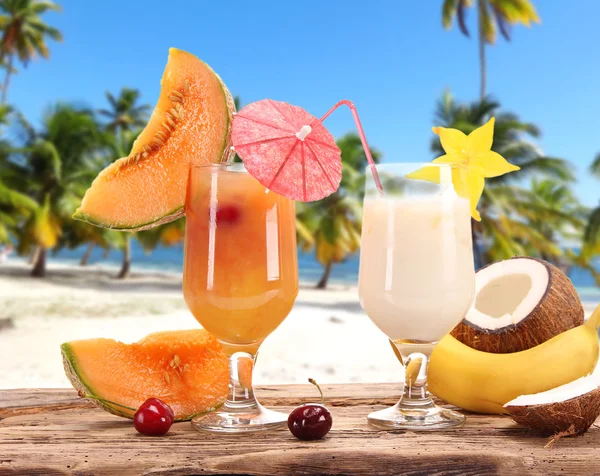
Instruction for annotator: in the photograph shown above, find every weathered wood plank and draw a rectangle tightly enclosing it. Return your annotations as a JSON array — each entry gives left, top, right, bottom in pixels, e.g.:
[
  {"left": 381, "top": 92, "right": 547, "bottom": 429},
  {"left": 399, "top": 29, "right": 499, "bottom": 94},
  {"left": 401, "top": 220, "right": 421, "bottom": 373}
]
[
  {"left": 1, "top": 386, "right": 599, "bottom": 476},
  {"left": 0, "top": 384, "right": 403, "bottom": 419}
]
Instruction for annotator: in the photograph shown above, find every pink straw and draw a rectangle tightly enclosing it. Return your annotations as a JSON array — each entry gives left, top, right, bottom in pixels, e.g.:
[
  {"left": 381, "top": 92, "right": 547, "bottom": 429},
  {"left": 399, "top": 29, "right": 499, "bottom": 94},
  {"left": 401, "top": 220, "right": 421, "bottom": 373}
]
[{"left": 319, "top": 100, "right": 384, "bottom": 195}]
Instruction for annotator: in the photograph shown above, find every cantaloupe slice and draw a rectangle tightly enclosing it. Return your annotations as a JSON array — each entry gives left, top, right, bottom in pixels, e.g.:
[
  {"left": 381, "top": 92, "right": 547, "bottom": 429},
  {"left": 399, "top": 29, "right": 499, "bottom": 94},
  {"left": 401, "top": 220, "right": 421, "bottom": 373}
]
[
  {"left": 61, "top": 329, "right": 229, "bottom": 421},
  {"left": 73, "top": 48, "right": 235, "bottom": 230}
]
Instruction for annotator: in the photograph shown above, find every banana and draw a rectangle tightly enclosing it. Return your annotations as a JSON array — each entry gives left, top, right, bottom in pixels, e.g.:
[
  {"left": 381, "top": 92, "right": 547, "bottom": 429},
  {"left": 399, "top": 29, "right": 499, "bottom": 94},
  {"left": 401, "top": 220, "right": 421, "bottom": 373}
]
[{"left": 428, "top": 306, "right": 600, "bottom": 414}]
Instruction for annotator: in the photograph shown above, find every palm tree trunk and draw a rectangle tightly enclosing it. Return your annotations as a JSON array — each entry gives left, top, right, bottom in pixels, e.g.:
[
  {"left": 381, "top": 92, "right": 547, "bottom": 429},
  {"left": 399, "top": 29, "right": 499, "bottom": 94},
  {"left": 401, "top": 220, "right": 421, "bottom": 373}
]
[
  {"left": 80, "top": 243, "right": 95, "bottom": 266},
  {"left": 31, "top": 247, "right": 47, "bottom": 278},
  {"left": 316, "top": 260, "right": 333, "bottom": 289},
  {"left": 2, "top": 54, "right": 14, "bottom": 104},
  {"left": 103, "top": 247, "right": 110, "bottom": 259},
  {"left": 117, "top": 236, "right": 131, "bottom": 279},
  {"left": 477, "top": 0, "right": 487, "bottom": 100},
  {"left": 29, "top": 245, "right": 40, "bottom": 265}
]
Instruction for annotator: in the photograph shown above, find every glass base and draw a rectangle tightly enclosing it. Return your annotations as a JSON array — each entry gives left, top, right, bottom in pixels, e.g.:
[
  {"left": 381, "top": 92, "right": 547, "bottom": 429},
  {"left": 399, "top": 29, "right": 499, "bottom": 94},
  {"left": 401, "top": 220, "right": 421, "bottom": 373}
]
[
  {"left": 191, "top": 403, "right": 288, "bottom": 433},
  {"left": 368, "top": 401, "right": 465, "bottom": 431}
]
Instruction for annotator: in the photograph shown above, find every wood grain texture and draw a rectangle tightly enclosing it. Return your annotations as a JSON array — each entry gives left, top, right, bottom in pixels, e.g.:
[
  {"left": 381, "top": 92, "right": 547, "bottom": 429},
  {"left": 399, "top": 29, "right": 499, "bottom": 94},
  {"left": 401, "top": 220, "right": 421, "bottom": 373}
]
[{"left": 1, "top": 385, "right": 599, "bottom": 476}]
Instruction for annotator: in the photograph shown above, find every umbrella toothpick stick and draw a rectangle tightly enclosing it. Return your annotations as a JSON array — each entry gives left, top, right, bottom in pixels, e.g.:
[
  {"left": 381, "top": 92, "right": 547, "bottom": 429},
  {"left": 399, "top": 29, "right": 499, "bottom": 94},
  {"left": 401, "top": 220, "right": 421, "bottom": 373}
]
[{"left": 320, "top": 100, "right": 384, "bottom": 196}]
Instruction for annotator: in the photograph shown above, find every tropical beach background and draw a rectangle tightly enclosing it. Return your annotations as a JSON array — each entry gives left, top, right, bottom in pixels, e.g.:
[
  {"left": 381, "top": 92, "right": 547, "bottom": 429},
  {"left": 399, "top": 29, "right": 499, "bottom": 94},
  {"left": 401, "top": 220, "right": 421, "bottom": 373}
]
[{"left": 1, "top": 0, "right": 599, "bottom": 388}]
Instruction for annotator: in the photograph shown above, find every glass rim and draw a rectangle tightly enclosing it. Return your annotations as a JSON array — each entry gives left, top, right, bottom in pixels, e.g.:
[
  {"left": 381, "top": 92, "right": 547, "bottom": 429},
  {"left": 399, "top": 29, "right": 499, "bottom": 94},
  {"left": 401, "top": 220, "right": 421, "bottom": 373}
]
[{"left": 190, "top": 162, "right": 247, "bottom": 173}]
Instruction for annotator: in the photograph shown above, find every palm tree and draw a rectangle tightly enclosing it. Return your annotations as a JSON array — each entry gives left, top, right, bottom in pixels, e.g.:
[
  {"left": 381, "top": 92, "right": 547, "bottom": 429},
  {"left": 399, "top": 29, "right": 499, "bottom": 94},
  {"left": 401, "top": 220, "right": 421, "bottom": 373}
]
[
  {"left": 299, "top": 133, "right": 381, "bottom": 289},
  {"left": 494, "top": 179, "right": 586, "bottom": 270},
  {"left": 441, "top": 0, "right": 539, "bottom": 99},
  {"left": 100, "top": 128, "right": 140, "bottom": 278},
  {"left": 0, "top": 104, "right": 37, "bottom": 242},
  {"left": 97, "top": 87, "right": 150, "bottom": 278},
  {"left": 0, "top": 0, "right": 62, "bottom": 103},
  {"left": 583, "top": 153, "right": 600, "bottom": 279},
  {"left": 57, "top": 210, "right": 121, "bottom": 266},
  {"left": 4, "top": 104, "right": 103, "bottom": 277},
  {"left": 433, "top": 91, "right": 575, "bottom": 268},
  {"left": 136, "top": 218, "right": 186, "bottom": 254},
  {"left": 98, "top": 88, "right": 150, "bottom": 135},
  {"left": 0, "top": 177, "right": 36, "bottom": 243}
]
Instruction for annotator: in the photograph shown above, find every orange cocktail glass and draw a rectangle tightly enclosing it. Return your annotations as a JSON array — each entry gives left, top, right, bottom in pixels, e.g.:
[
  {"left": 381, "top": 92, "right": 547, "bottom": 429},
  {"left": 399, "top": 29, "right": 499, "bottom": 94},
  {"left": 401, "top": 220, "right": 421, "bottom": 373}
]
[{"left": 183, "top": 163, "right": 298, "bottom": 432}]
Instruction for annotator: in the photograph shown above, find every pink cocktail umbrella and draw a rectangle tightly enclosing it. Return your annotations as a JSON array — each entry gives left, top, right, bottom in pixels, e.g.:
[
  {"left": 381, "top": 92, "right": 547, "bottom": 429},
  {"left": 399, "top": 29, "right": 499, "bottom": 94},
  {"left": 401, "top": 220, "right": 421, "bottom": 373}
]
[{"left": 232, "top": 99, "right": 383, "bottom": 201}]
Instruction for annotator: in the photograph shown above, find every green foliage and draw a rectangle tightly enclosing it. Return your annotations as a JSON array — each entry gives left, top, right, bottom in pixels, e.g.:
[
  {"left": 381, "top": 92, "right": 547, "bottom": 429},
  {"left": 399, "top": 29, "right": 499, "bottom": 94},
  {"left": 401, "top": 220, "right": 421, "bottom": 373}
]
[
  {"left": 0, "top": 0, "right": 62, "bottom": 102},
  {"left": 583, "top": 153, "right": 600, "bottom": 282},
  {"left": 591, "top": 153, "right": 600, "bottom": 179},
  {"left": 136, "top": 219, "right": 186, "bottom": 254},
  {"left": 433, "top": 92, "right": 584, "bottom": 268},
  {"left": 98, "top": 88, "right": 150, "bottom": 134},
  {"left": 441, "top": 0, "right": 540, "bottom": 98},
  {"left": 0, "top": 103, "right": 35, "bottom": 243},
  {"left": 5, "top": 104, "right": 104, "bottom": 258},
  {"left": 442, "top": 0, "right": 539, "bottom": 45},
  {"left": 297, "top": 132, "right": 381, "bottom": 288}
]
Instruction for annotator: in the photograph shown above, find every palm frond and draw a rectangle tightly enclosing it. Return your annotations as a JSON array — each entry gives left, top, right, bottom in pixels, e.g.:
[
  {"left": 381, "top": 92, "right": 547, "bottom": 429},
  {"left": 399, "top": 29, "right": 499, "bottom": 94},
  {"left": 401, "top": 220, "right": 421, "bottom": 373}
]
[
  {"left": 457, "top": 0, "right": 470, "bottom": 36},
  {"left": 512, "top": 157, "right": 575, "bottom": 182},
  {"left": 590, "top": 152, "right": 600, "bottom": 178},
  {"left": 584, "top": 206, "right": 600, "bottom": 248},
  {"left": 0, "top": 178, "right": 37, "bottom": 210},
  {"left": 490, "top": 3, "right": 512, "bottom": 40}
]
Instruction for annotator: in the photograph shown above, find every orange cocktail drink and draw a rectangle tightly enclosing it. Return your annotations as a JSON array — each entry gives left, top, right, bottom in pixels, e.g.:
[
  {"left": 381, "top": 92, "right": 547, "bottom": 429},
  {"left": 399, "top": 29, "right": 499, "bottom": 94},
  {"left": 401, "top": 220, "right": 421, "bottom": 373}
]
[{"left": 183, "top": 163, "right": 298, "bottom": 432}]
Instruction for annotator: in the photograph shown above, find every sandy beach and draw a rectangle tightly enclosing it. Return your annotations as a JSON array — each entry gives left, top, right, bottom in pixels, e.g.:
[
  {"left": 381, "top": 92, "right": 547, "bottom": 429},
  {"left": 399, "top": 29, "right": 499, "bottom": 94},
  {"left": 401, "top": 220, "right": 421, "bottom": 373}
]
[
  {"left": 0, "top": 260, "right": 401, "bottom": 389},
  {"left": 1, "top": 260, "right": 598, "bottom": 390}
]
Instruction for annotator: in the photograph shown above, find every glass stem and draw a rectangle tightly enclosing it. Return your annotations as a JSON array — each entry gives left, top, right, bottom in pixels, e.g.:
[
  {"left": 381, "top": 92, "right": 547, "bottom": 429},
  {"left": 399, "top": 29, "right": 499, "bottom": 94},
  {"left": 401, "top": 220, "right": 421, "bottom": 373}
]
[
  {"left": 399, "top": 349, "right": 434, "bottom": 408},
  {"left": 224, "top": 350, "right": 260, "bottom": 411}
]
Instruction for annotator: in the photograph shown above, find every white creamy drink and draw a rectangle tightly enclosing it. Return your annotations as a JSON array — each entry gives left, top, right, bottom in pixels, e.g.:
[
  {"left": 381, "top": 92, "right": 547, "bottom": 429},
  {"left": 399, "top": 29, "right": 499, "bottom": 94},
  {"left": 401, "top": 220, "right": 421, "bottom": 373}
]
[{"left": 359, "top": 193, "right": 475, "bottom": 343}]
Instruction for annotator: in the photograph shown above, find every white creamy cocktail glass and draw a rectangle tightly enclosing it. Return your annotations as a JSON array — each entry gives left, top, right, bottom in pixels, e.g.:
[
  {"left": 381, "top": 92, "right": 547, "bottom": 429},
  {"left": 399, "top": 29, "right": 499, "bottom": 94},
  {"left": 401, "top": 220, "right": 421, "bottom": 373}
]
[{"left": 359, "top": 163, "right": 475, "bottom": 430}]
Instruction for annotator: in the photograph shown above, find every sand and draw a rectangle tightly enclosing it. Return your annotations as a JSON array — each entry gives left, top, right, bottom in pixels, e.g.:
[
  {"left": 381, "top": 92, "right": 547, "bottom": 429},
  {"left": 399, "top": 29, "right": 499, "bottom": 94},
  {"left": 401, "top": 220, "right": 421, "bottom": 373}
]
[
  {"left": 1, "top": 260, "right": 598, "bottom": 390},
  {"left": 0, "top": 261, "right": 398, "bottom": 389}
]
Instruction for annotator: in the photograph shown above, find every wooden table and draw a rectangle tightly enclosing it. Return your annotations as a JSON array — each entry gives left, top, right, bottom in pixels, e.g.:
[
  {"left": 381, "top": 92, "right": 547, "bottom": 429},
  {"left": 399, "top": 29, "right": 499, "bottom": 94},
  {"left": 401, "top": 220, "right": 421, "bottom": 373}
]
[{"left": 1, "top": 384, "right": 598, "bottom": 475}]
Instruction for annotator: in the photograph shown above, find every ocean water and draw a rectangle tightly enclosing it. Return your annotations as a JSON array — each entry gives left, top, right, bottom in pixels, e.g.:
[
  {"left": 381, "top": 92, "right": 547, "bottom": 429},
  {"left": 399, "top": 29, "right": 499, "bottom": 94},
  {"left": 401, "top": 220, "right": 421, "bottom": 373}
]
[{"left": 46, "top": 240, "right": 600, "bottom": 301}]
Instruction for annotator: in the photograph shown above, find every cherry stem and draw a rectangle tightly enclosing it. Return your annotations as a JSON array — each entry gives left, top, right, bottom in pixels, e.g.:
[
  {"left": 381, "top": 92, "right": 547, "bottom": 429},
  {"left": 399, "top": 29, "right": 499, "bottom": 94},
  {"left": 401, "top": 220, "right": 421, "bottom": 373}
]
[
  {"left": 78, "top": 391, "right": 137, "bottom": 412},
  {"left": 308, "top": 378, "right": 324, "bottom": 405}
]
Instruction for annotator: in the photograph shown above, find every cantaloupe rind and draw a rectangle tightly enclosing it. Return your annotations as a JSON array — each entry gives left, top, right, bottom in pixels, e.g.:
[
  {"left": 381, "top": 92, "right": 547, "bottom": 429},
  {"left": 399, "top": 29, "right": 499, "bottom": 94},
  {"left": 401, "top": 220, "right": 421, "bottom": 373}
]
[{"left": 61, "top": 330, "right": 229, "bottom": 421}]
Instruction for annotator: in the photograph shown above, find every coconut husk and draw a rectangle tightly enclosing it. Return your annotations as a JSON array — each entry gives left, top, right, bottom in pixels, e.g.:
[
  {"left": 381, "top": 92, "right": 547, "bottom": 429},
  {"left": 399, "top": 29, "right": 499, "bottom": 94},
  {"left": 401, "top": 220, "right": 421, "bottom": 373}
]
[
  {"left": 505, "top": 386, "right": 600, "bottom": 437},
  {"left": 451, "top": 257, "right": 583, "bottom": 353}
]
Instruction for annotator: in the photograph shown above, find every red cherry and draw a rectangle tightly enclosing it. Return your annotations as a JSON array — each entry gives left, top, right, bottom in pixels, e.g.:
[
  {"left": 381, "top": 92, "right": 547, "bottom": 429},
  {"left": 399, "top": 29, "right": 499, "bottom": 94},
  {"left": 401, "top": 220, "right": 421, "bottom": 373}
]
[
  {"left": 133, "top": 398, "right": 174, "bottom": 436},
  {"left": 288, "top": 379, "right": 332, "bottom": 441},
  {"left": 288, "top": 403, "right": 332, "bottom": 441},
  {"left": 215, "top": 205, "right": 241, "bottom": 224}
]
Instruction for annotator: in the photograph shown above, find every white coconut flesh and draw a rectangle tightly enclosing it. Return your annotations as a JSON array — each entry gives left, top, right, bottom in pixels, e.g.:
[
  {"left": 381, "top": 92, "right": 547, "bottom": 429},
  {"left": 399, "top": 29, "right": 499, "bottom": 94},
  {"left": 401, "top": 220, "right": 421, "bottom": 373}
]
[
  {"left": 505, "top": 373, "right": 600, "bottom": 407},
  {"left": 467, "top": 258, "right": 549, "bottom": 330}
]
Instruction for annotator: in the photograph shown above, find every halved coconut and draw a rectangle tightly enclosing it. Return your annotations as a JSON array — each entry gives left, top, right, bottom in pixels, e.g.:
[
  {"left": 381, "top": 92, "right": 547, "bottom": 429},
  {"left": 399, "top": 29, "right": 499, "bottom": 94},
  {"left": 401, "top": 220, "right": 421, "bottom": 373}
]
[
  {"left": 505, "top": 373, "right": 600, "bottom": 437},
  {"left": 451, "top": 257, "right": 583, "bottom": 353}
]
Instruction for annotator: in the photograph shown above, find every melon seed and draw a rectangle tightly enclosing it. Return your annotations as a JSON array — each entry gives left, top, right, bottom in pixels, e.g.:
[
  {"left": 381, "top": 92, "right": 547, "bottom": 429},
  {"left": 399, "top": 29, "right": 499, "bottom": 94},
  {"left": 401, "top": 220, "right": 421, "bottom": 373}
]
[
  {"left": 164, "top": 372, "right": 171, "bottom": 385},
  {"left": 113, "top": 84, "right": 188, "bottom": 175},
  {"left": 165, "top": 115, "right": 176, "bottom": 129}
]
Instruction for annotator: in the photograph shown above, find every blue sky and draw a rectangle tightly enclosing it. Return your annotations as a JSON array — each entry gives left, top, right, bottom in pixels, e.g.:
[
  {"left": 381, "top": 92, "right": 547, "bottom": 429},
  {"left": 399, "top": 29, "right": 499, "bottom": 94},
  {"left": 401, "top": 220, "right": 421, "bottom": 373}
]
[{"left": 13, "top": 0, "right": 600, "bottom": 205}]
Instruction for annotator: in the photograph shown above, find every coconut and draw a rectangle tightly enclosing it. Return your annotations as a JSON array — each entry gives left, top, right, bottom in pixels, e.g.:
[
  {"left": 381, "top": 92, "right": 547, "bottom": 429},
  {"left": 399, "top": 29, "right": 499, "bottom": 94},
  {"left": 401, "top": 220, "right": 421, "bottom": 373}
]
[
  {"left": 504, "top": 373, "right": 600, "bottom": 438},
  {"left": 451, "top": 257, "right": 583, "bottom": 353}
]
